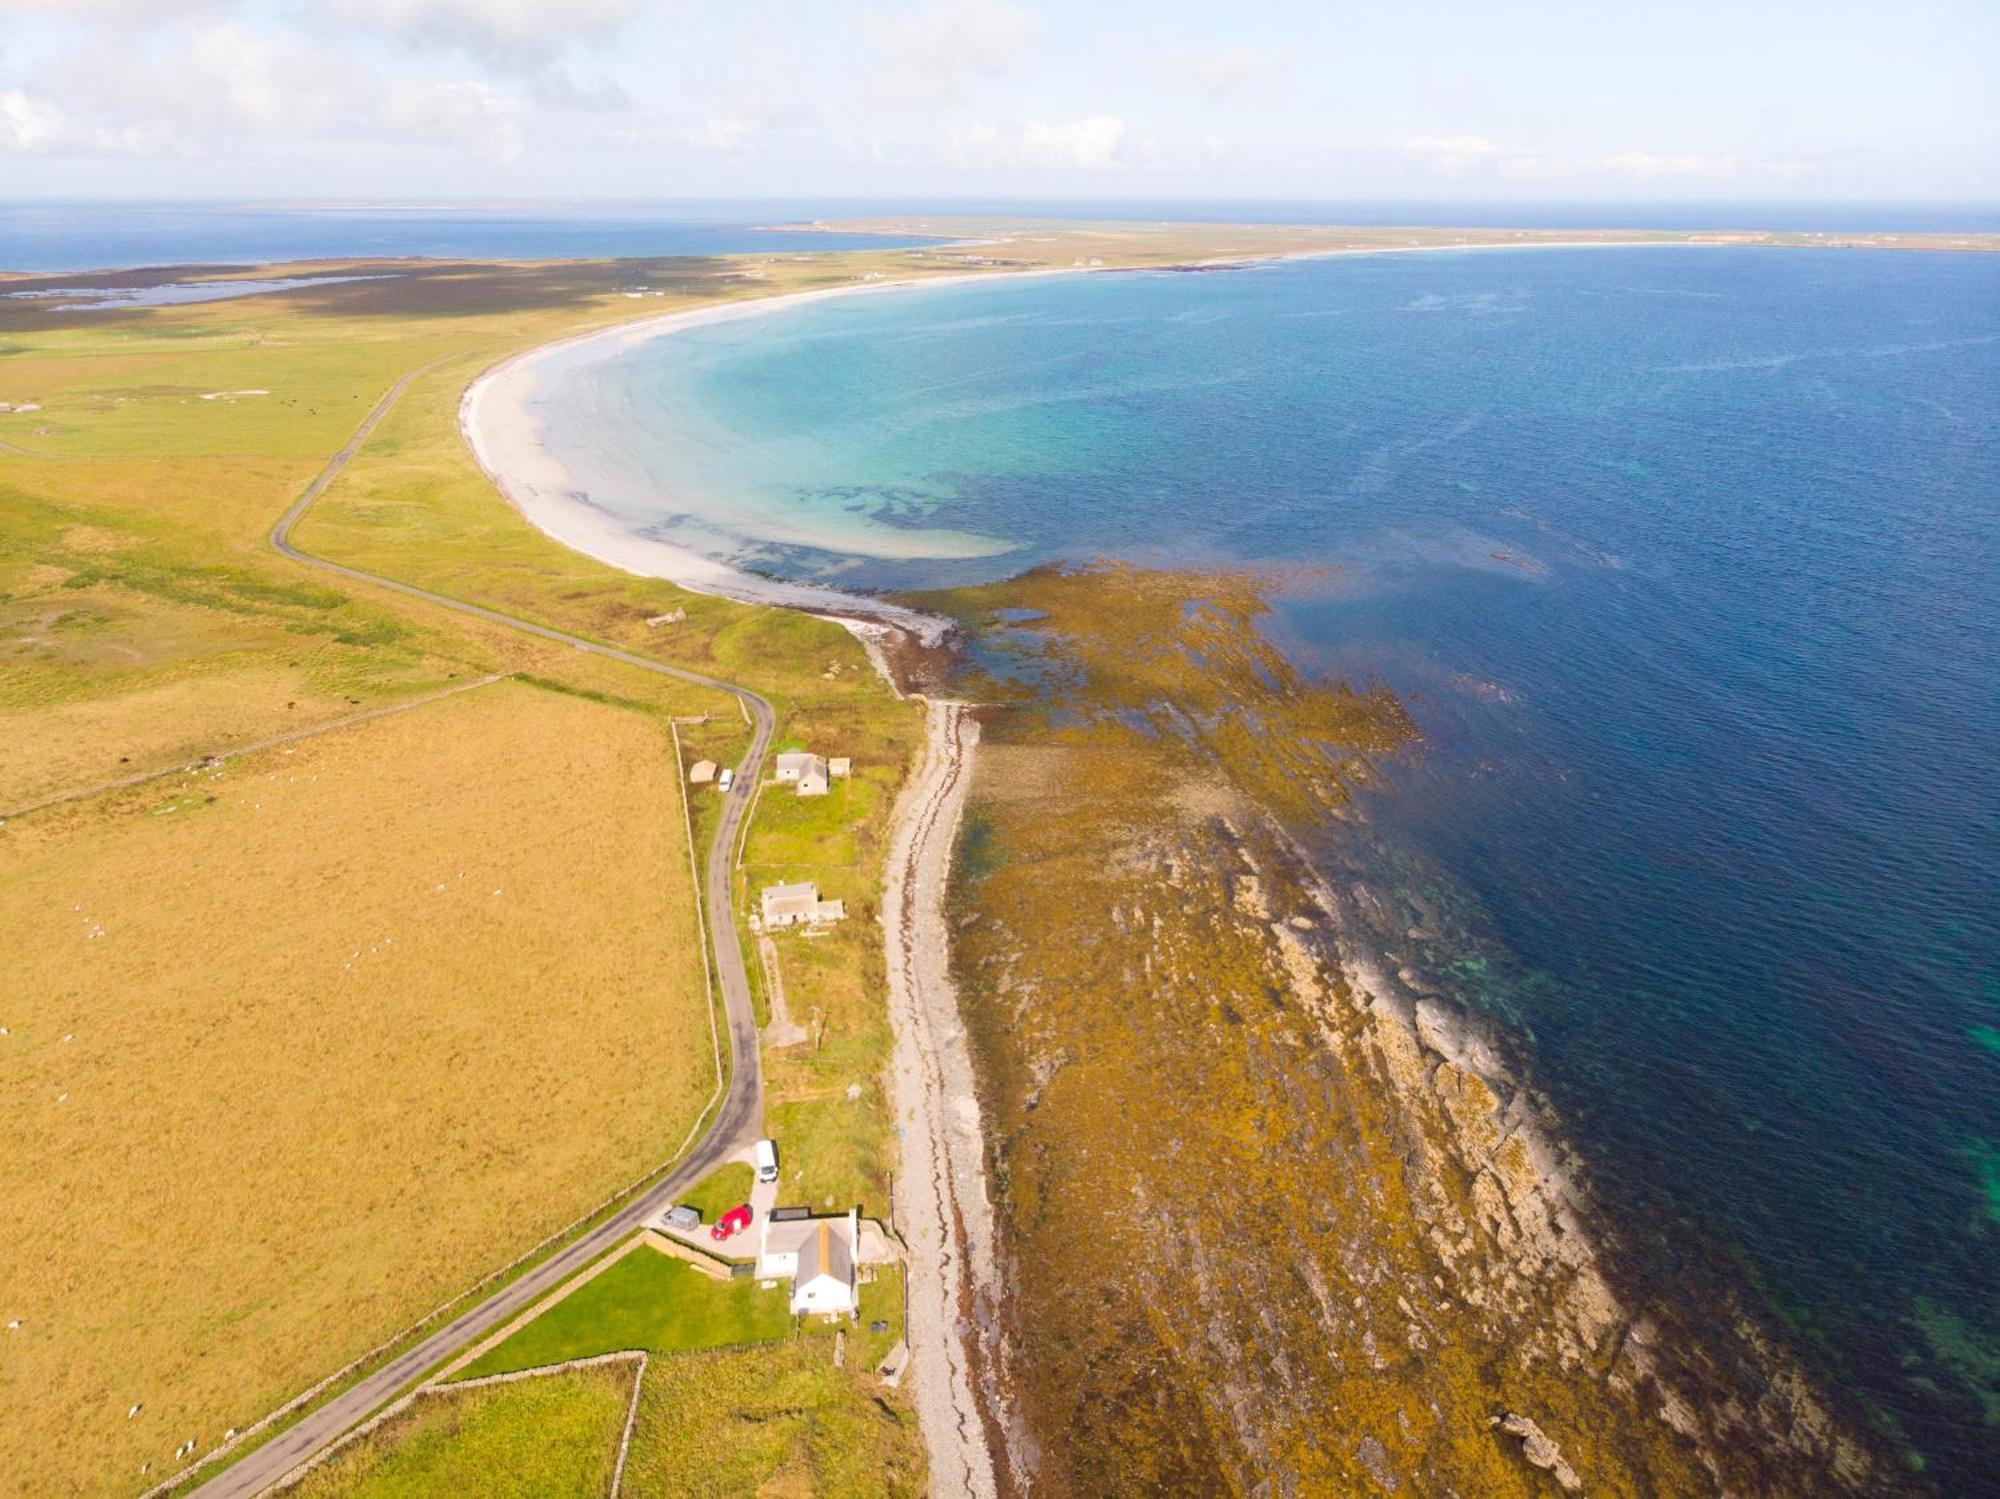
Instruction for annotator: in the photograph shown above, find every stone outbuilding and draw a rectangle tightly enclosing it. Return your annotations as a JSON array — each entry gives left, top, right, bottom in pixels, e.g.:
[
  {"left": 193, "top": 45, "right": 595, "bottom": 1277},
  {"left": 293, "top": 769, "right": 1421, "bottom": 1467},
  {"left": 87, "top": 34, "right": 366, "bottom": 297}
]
[{"left": 687, "top": 759, "right": 717, "bottom": 785}]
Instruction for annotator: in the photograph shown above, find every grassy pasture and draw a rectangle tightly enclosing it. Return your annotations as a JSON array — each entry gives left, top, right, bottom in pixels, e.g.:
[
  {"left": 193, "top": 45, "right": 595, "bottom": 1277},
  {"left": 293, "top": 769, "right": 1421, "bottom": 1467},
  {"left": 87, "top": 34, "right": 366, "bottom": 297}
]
[
  {"left": 460, "top": 1244, "right": 792, "bottom": 1380},
  {"left": 288, "top": 1363, "right": 635, "bottom": 1499},
  {"left": 0, "top": 681, "right": 714, "bottom": 1495},
  {"left": 621, "top": 1341, "right": 925, "bottom": 1499},
  {"left": 0, "top": 250, "right": 944, "bottom": 1494}
]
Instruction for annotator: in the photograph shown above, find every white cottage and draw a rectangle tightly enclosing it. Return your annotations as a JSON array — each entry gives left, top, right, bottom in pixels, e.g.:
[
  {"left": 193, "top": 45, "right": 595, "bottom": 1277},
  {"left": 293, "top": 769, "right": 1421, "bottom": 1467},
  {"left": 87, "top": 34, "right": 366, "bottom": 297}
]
[
  {"left": 757, "top": 1208, "right": 859, "bottom": 1318},
  {"left": 773, "top": 751, "right": 830, "bottom": 797},
  {"left": 760, "top": 881, "right": 846, "bottom": 929}
]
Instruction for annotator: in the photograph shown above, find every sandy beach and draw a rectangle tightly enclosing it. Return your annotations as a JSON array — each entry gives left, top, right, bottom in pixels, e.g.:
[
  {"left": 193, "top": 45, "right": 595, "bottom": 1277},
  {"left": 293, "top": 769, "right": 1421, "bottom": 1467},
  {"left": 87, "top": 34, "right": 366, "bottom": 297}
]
[
  {"left": 456, "top": 238, "right": 1703, "bottom": 651},
  {"left": 457, "top": 269, "right": 1068, "bottom": 646}
]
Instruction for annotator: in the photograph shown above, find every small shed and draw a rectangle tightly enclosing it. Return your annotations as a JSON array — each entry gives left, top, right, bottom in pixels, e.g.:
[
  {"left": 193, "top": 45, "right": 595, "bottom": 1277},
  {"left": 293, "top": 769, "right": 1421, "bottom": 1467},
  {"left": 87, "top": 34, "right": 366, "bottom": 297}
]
[
  {"left": 688, "top": 760, "right": 717, "bottom": 785},
  {"left": 827, "top": 757, "right": 851, "bottom": 779}
]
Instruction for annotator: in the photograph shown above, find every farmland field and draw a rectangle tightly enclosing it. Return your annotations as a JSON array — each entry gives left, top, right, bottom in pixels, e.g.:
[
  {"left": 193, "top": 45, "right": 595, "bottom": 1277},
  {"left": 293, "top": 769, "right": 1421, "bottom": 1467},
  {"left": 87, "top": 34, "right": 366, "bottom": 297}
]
[
  {"left": 0, "top": 253, "right": 931, "bottom": 1496},
  {"left": 0, "top": 680, "right": 714, "bottom": 1495}
]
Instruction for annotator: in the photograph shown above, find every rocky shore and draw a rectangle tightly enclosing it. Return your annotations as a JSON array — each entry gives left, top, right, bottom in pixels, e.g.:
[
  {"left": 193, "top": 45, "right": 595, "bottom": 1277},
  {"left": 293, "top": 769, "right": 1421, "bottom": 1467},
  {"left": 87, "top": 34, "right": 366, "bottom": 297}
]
[{"left": 921, "top": 562, "right": 1890, "bottom": 1496}]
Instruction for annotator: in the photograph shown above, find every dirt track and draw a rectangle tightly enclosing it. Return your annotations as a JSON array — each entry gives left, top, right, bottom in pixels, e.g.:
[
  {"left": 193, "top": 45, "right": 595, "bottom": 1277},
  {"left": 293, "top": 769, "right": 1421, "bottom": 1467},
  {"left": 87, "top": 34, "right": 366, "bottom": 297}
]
[{"left": 882, "top": 699, "right": 1007, "bottom": 1498}]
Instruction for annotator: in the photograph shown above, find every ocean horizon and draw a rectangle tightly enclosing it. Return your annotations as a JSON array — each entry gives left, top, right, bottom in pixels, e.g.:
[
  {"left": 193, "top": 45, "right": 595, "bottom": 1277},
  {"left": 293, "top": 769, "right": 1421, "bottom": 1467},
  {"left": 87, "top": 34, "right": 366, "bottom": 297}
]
[
  {"left": 515, "top": 244, "right": 2000, "bottom": 1487},
  {"left": 4, "top": 198, "right": 2000, "bottom": 272}
]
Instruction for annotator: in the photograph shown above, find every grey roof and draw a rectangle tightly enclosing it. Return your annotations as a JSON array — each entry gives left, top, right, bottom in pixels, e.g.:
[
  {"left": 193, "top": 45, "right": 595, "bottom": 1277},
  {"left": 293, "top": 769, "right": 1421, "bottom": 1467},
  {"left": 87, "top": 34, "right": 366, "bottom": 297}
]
[{"left": 797, "top": 1217, "right": 853, "bottom": 1287}]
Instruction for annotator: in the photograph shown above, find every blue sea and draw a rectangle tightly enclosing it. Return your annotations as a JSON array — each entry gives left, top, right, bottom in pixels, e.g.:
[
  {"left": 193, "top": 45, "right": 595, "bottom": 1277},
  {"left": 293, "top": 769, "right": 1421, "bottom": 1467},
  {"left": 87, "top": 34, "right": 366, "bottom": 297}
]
[
  {"left": 0, "top": 200, "right": 941, "bottom": 272},
  {"left": 538, "top": 245, "right": 2000, "bottom": 1486},
  {"left": 5, "top": 198, "right": 1996, "bottom": 273}
]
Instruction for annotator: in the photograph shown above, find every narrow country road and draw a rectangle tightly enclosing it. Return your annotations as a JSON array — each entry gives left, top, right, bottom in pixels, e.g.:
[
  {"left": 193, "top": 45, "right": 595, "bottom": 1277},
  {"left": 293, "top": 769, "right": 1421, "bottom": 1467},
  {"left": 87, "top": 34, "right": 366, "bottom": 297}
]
[{"left": 188, "top": 361, "right": 774, "bottom": 1499}]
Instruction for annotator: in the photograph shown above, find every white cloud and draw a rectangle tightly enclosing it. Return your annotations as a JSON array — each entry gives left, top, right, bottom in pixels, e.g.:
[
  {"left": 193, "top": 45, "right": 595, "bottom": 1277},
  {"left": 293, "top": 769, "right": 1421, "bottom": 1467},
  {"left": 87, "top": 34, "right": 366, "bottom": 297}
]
[
  {"left": 327, "top": 0, "right": 651, "bottom": 50},
  {"left": 3, "top": 22, "right": 531, "bottom": 161},
  {"left": 0, "top": 89, "right": 64, "bottom": 152},
  {"left": 0, "top": 0, "right": 224, "bottom": 13},
  {"left": 1592, "top": 151, "right": 1741, "bottom": 181},
  {"left": 382, "top": 79, "right": 524, "bottom": 160},
  {"left": 1407, "top": 135, "right": 1758, "bottom": 186},
  {"left": 693, "top": 116, "right": 750, "bottom": 152},
  {"left": 0, "top": 86, "right": 171, "bottom": 155},
  {"left": 949, "top": 113, "right": 1125, "bottom": 169},
  {"left": 869, "top": 0, "right": 1034, "bottom": 109},
  {"left": 1186, "top": 44, "right": 1293, "bottom": 101},
  {"left": 180, "top": 22, "right": 348, "bottom": 135},
  {"left": 1403, "top": 133, "right": 1539, "bottom": 175}
]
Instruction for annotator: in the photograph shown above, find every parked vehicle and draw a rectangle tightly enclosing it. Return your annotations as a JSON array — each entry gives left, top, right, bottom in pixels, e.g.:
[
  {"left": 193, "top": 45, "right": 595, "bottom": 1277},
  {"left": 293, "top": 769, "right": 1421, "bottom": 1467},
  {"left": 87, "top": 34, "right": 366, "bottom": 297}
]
[
  {"left": 709, "top": 1202, "right": 753, "bottom": 1242},
  {"left": 753, "top": 1138, "right": 779, "bottom": 1184},
  {"left": 718, "top": 766, "right": 734, "bottom": 791}
]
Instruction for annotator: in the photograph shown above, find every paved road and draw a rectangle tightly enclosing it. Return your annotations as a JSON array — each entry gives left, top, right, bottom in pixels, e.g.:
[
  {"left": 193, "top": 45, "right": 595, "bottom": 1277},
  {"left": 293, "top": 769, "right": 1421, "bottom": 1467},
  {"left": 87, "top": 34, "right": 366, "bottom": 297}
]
[{"left": 189, "top": 363, "right": 774, "bottom": 1498}]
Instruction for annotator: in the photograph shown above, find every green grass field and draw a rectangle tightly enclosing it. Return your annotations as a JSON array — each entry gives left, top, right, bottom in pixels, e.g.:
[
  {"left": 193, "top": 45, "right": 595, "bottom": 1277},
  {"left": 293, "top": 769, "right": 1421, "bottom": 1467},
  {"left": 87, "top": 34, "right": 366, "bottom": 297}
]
[
  {"left": 621, "top": 1341, "right": 925, "bottom": 1499},
  {"left": 289, "top": 1364, "right": 634, "bottom": 1499},
  {"left": 459, "top": 1245, "right": 791, "bottom": 1379}
]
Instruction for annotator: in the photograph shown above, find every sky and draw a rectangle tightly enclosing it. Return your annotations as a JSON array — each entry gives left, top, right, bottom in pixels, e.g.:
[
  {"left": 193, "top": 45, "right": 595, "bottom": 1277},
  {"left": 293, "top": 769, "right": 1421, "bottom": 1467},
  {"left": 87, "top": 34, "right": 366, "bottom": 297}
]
[{"left": 0, "top": 0, "right": 1995, "bottom": 202}]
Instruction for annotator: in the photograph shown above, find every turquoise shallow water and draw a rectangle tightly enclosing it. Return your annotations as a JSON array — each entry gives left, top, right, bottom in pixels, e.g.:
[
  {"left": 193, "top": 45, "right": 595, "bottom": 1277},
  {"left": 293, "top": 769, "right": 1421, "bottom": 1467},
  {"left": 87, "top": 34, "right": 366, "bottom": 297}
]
[{"left": 544, "top": 247, "right": 2000, "bottom": 1486}]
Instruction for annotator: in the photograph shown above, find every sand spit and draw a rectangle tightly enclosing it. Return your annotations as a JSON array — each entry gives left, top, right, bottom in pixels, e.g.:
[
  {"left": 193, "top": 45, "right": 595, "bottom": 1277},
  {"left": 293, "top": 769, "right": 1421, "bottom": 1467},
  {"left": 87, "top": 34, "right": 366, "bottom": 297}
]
[{"left": 882, "top": 700, "right": 1009, "bottom": 1498}]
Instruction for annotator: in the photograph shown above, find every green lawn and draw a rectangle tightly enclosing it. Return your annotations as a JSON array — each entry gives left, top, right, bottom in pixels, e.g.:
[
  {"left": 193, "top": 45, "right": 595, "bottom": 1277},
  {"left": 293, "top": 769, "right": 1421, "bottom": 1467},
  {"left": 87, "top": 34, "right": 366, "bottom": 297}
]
[
  {"left": 744, "top": 775, "right": 868, "bottom": 868},
  {"left": 457, "top": 1245, "right": 791, "bottom": 1380},
  {"left": 290, "top": 1363, "right": 633, "bottom": 1499},
  {"left": 798, "top": 1264, "right": 904, "bottom": 1374},
  {"left": 674, "top": 1162, "right": 754, "bottom": 1225}
]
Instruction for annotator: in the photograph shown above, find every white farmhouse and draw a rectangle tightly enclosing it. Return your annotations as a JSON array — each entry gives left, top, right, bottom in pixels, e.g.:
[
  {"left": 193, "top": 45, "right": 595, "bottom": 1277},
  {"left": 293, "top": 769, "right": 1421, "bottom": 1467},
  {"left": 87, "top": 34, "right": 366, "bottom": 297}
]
[
  {"left": 760, "top": 881, "right": 846, "bottom": 929},
  {"left": 757, "top": 1208, "right": 859, "bottom": 1318},
  {"left": 773, "top": 751, "right": 830, "bottom": 797}
]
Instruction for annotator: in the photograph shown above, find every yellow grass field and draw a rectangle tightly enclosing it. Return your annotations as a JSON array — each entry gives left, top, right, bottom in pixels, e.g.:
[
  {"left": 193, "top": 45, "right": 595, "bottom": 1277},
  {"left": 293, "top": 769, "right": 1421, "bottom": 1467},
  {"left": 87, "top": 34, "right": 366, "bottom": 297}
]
[{"left": 0, "top": 680, "right": 714, "bottom": 1496}]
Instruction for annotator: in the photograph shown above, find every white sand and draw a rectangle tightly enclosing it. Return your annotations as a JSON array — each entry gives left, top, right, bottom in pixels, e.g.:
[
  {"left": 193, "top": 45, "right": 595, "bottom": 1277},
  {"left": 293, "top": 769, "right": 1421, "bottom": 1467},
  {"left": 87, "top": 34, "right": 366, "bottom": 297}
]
[{"left": 459, "top": 270, "right": 1078, "bottom": 646}]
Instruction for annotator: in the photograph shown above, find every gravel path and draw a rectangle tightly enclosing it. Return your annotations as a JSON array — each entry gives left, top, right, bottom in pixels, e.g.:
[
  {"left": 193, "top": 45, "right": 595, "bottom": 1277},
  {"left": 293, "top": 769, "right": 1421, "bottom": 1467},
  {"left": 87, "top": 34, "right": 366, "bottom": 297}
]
[{"left": 882, "top": 699, "right": 1008, "bottom": 1499}]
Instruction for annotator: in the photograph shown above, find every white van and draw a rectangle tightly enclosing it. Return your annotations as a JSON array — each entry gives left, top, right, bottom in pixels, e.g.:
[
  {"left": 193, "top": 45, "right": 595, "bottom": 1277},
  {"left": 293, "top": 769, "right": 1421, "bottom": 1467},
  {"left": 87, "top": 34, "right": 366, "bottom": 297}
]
[
  {"left": 753, "top": 1138, "right": 779, "bottom": 1184},
  {"left": 718, "top": 766, "right": 734, "bottom": 791}
]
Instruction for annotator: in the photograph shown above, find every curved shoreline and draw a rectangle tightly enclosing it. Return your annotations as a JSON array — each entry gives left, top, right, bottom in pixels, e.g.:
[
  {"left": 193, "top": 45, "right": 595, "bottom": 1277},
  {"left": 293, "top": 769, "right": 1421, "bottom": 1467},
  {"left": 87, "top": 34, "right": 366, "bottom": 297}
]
[
  {"left": 456, "top": 236, "right": 1886, "bottom": 1493},
  {"left": 457, "top": 236, "right": 1717, "bottom": 647},
  {"left": 459, "top": 268, "right": 1078, "bottom": 646}
]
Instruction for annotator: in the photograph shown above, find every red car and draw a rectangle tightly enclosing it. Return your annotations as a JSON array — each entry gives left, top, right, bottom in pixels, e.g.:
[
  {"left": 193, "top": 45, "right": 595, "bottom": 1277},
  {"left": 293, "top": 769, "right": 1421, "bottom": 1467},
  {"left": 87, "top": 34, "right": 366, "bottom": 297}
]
[{"left": 709, "top": 1203, "right": 753, "bottom": 1242}]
